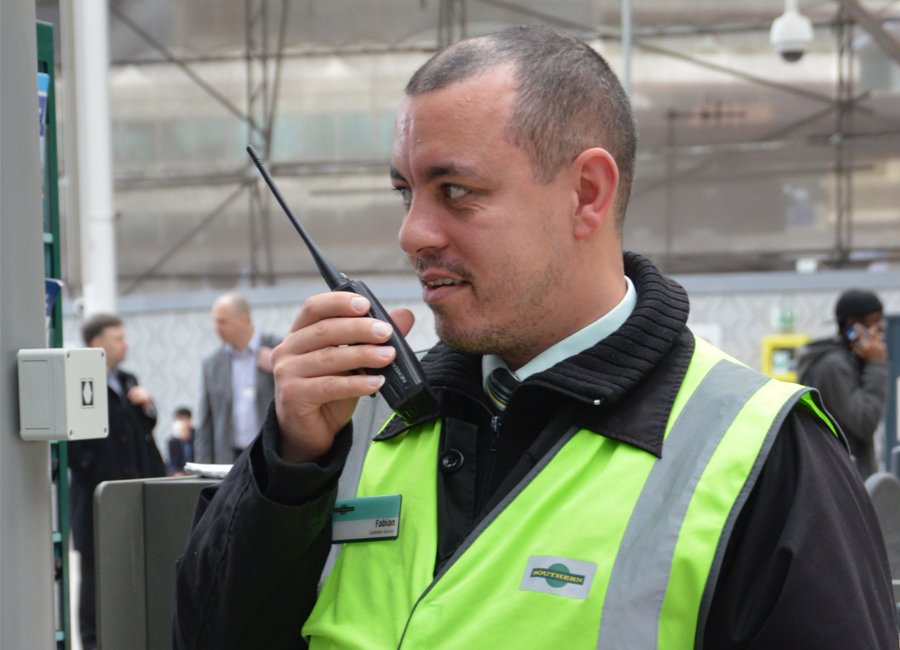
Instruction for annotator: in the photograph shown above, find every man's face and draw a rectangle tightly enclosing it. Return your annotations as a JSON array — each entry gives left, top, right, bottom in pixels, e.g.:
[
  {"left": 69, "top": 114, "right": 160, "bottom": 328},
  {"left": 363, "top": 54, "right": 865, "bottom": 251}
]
[
  {"left": 213, "top": 302, "right": 249, "bottom": 347},
  {"left": 392, "top": 66, "right": 578, "bottom": 362},
  {"left": 861, "top": 311, "right": 888, "bottom": 336},
  {"left": 92, "top": 325, "right": 128, "bottom": 369}
]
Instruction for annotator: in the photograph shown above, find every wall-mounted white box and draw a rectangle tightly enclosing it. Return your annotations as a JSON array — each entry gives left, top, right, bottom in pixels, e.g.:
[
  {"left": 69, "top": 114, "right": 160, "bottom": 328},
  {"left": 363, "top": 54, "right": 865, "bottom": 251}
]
[{"left": 17, "top": 348, "right": 109, "bottom": 441}]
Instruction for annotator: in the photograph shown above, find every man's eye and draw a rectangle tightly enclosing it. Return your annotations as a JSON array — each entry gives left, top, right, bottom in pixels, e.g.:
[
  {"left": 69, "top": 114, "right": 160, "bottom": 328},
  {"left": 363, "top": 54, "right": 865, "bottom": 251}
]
[
  {"left": 445, "top": 184, "right": 469, "bottom": 201},
  {"left": 394, "top": 187, "right": 411, "bottom": 208}
]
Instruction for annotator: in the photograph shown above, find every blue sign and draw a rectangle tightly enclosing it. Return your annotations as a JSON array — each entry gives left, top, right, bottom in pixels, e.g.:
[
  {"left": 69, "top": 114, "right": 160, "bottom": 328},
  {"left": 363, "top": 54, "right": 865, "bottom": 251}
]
[
  {"left": 45, "top": 279, "right": 63, "bottom": 317},
  {"left": 38, "top": 73, "right": 49, "bottom": 137}
]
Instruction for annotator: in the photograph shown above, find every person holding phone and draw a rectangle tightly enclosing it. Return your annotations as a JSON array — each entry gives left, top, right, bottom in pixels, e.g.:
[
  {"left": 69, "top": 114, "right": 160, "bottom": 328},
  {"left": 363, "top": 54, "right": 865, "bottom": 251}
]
[{"left": 799, "top": 289, "right": 889, "bottom": 479}]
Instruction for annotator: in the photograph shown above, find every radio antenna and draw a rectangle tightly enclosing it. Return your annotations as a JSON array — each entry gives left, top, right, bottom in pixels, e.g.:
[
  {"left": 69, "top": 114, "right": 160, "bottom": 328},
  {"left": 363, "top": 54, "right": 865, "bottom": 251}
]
[{"left": 246, "top": 145, "right": 345, "bottom": 289}]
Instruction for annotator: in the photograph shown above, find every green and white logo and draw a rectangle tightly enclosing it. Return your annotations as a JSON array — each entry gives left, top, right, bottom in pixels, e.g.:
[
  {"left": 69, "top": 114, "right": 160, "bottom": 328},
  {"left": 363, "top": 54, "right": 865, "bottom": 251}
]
[
  {"left": 530, "top": 563, "right": 586, "bottom": 588},
  {"left": 521, "top": 556, "right": 596, "bottom": 599}
]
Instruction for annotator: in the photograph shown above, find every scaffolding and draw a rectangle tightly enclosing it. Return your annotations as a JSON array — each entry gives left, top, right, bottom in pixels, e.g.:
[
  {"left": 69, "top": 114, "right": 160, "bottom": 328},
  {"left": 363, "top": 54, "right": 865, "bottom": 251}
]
[{"left": 50, "top": 0, "right": 900, "bottom": 292}]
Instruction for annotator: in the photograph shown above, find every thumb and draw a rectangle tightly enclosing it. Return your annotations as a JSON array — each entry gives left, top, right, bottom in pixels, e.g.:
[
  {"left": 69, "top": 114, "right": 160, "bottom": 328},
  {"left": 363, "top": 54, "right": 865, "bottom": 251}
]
[{"left": 388, "top": 308, "right": 415, "bottom": 338}]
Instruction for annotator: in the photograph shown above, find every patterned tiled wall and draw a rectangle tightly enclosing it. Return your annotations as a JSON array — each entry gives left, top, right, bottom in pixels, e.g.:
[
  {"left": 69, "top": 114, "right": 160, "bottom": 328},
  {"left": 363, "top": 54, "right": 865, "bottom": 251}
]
[
  {"left": 689, "top": 288, "right": 900, "bottom": 371},
  {"left": 64, "top": 282, "right": 900, "bottom": 461}
]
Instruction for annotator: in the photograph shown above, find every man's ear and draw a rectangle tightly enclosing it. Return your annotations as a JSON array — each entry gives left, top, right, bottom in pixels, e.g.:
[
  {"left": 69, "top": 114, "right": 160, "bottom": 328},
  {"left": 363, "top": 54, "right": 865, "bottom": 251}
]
[{"left": 571, "top": 147, "right": 619, "bottom": 240}]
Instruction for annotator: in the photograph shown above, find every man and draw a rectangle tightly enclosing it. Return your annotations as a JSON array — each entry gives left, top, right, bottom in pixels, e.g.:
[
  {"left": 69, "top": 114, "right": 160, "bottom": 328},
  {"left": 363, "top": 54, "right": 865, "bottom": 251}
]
[
  {"left": 798, "top": 289, "right": 889, "bottom": 479},
  {"left": 69, "top": 314, "right": 165, "bottom": 650},
  {"left": 195, "top": 292, "right": 280, "bottom": 463},
  {"left": 174, "top": 27, "right": 897, "bottom": 649}
]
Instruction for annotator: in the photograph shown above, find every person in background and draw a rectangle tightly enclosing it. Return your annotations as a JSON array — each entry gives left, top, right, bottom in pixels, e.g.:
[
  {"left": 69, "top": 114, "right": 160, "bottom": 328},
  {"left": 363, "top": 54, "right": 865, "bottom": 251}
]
[
  {"left": 798, "top": 289, "right": 889, "bottom": 479},
  {"left": 167, "top": 406, "right": 195, "bottom": 475},
  {"left": 195, "top": 292, "right": 281, "bottom": 463},
  {"left": 69, "top": 313, "right": 166, "bottom": 650}
]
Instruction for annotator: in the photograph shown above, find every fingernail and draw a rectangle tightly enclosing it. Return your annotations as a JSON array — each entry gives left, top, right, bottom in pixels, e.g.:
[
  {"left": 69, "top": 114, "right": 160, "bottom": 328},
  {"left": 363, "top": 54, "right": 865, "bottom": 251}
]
[
  {"left": 367, "top": 375, "right": 385, "bottom": 388},
  {"left": 373, "top": 322, "right": 393, "bottom": 338},
  {"left": 351, "top": 296, "right": 370, "bottom": 313},
  {"left": 376, "top": 346, "right": 394, "bottom": 359}
]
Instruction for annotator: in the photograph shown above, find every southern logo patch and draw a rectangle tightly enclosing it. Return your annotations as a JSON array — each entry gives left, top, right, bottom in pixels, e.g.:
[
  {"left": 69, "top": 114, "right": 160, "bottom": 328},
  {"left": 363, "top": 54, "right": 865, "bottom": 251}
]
[{"left": 520, "top": 556, "right": 597, "bottom": 599}]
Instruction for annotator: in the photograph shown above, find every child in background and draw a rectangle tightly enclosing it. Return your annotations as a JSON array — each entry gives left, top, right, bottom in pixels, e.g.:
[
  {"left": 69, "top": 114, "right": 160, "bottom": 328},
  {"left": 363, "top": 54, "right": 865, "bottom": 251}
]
[{"left": 167, "top": 407, "right": 195, "bottom": 475}]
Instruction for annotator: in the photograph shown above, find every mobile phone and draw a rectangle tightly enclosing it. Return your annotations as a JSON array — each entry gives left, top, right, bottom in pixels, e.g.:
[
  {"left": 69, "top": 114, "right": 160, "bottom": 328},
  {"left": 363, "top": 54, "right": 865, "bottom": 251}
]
[
  {"left": 846, "top": 323, "right": 869, "bottom": 344},
  {"left": 247, "top": 146, "right": 438, "bottom": 425}
]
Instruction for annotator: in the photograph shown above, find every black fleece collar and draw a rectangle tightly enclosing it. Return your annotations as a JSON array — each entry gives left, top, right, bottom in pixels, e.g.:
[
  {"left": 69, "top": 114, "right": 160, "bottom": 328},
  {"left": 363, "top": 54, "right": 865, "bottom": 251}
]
[{"left": 378, "top": 252, "right": 692, "bottom": 457}]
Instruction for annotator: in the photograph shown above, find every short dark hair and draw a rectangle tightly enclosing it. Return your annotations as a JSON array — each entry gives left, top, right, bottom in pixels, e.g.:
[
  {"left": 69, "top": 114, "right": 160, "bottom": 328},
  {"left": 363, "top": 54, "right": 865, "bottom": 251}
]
[
  {"left": 81, "top": 313, "right": 123, "bottom": 346},
  {"left": 406, "top": 25, "right": 637, "bottom": 229},
  {"left": 174, "top": 406, "right": 192, "bottom": 419}
]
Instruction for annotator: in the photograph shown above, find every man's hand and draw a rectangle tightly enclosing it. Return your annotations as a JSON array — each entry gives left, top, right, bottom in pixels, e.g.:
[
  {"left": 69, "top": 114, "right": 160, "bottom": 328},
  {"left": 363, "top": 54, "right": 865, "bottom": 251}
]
[
  {"left": 272, "top": 292, "right": 414, "bottom": 464},
  {"left": 257, "top": 346, "right": 275, "bottom": 374},
  {"left": 127, "top": 385, "right": 153, "bottom": 409},
  {"left": 851, "top": 324, "right": 887, "bottom": 363}
]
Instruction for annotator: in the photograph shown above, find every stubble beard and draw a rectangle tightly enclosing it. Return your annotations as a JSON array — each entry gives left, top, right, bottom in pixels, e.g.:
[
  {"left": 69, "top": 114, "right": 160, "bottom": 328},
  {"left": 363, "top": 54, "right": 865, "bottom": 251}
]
[{"left": 428, "top": 256, "right": 563, "bottom": 363}]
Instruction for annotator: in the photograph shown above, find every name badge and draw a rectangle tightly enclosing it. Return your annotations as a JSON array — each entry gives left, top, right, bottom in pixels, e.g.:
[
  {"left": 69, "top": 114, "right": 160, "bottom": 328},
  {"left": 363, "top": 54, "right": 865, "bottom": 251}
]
[{"left": 332, "top": 494, "right": 401, "bottom": 543}]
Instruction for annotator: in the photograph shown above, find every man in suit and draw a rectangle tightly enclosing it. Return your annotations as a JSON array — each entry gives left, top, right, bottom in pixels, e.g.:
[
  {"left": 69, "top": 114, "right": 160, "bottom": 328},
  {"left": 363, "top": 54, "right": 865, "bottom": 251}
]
[
  {"left": 195, "top": 292, "right": 281, "bottom": 463},
  {"left": 69, "top": 314, "right": 166, "bottom": 650}
]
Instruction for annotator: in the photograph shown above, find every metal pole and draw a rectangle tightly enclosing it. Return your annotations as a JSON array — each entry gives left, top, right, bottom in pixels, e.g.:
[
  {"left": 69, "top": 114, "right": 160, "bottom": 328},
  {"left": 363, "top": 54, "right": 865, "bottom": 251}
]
[
  {"left": 59, "top": 0, "right": 83, "bottom": 297},
  {"left": 664, "top": 109, "right": 676, "bottom": 272},
  {"left": 621, "top": 0, "right": 633, "bottom": 96},
  {"left": 0, "top": 0, "right": 56, "bottom": 644},
  {"left": 73, "top": 0, "right": 117, "bottom": 312}
]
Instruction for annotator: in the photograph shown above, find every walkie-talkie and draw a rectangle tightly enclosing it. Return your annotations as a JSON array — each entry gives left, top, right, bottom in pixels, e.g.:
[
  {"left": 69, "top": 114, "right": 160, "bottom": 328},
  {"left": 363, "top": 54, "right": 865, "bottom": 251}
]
[{"left": 247, "top": 145, "right": 438, "bottom": 425}]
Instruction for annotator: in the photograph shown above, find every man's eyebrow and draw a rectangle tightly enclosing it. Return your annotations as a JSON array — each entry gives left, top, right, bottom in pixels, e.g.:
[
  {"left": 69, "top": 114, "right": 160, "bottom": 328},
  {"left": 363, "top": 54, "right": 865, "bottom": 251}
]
[
  {"left": 389, "top": 163, "right": 481, "bottom": 184},
  {"left": 425, "top": 163, "right": 479, "bottom": 182}
]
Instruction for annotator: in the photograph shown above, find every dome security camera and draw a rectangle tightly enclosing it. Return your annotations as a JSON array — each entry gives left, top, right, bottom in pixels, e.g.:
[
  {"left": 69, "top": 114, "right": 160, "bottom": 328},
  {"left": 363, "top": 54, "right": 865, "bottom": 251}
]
[{"left": 770, "top": 0, "right": 813, "bottom": 62}]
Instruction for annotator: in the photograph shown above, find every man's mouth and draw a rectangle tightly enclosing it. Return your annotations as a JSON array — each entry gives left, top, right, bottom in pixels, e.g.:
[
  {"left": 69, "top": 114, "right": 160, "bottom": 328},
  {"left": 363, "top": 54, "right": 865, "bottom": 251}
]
[
  {"left": 423, "top": 278, "right": 463, "bottom": 288},
  {"left": 419, "top": 275, "right": 470, "bottom": 304}
]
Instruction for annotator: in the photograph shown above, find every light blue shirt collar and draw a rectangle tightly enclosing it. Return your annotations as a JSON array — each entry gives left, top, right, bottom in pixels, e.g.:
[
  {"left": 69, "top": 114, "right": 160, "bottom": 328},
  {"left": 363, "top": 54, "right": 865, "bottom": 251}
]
[{"left": 482, "top": 276, "right": 637, "bottom": 389}]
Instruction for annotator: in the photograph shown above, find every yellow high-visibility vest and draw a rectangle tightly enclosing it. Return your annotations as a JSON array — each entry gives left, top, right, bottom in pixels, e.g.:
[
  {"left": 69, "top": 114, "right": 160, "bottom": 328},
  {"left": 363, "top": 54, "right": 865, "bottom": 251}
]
[{"left": 305, "top": 337, "right": 836, "bottom": 649}]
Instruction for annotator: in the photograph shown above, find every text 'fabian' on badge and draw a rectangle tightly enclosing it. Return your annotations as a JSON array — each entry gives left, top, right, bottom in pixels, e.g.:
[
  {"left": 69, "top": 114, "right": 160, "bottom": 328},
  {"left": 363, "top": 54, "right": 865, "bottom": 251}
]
[{"left": 331, "top": 494, "right": 402, "bottom": 544}]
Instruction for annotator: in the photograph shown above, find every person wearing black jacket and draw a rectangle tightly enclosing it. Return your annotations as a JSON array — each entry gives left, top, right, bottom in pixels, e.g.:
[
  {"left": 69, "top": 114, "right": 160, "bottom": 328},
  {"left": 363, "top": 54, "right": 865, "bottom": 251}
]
[
  {"left": 798, "top": 289, "right": 889, "bottom": 479},
  {"left": 174, "top": 27, "right": 898, "bottom": 649},
  {"left": 70, "top": 314, "right": 166, "bottom": 650}
]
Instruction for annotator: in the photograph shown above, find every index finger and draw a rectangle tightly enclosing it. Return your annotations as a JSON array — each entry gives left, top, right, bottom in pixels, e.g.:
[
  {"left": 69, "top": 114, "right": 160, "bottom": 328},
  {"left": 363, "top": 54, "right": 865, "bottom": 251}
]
[{"left": 291, "top": 292, "right": 371, "bottom": 332}]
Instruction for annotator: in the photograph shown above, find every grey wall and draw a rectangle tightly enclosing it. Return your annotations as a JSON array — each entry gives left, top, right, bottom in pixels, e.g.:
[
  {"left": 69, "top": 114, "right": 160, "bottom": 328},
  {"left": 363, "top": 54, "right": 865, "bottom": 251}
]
[
  {"left": 1, "top": 0, "right": 57, "bottom": 645},
  {"left": 63, "top": 270, "right": 900, "bottom": 461}
]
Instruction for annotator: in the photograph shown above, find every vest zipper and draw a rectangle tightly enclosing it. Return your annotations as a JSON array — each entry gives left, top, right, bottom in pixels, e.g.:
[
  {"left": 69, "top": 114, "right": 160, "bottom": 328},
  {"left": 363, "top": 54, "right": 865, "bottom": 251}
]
[
  {"left": 490, "top": 415, "right": 502, "bottom": 452},
  {"left": 475, "top": 415, "right": 502, "bottom": 515}
]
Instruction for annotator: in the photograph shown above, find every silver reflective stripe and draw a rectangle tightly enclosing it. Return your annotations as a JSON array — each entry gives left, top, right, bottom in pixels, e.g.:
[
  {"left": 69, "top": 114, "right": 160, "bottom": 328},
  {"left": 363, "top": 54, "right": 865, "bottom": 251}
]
[
  {"left": 596, "top": 360, "right": 769, "bottom": 650},
  {"left": 693, "top": 386, "right": 807, "bottom": 650}
]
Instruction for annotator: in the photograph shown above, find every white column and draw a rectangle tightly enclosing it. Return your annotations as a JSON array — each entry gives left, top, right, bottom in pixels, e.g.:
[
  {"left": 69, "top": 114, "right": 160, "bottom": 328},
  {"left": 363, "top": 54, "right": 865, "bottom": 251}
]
[
  {"left": 621, "top": 0, "right": 633, "bottom": 96},
  {"left": 73, "top": 0, "right": 118, "bottom": 314}
]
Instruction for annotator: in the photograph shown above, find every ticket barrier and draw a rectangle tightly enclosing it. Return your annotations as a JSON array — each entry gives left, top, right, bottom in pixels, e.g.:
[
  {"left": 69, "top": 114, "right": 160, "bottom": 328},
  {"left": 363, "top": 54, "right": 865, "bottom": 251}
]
[{"left": 94, "top": 477, "right": 218, "bottom": 650}]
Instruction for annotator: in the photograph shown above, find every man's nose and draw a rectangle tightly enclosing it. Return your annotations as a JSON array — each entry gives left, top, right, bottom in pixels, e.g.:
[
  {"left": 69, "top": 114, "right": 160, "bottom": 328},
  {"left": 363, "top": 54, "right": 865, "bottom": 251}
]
[{"left": 398, "top": 198, "right": 448, "bottom": 257}]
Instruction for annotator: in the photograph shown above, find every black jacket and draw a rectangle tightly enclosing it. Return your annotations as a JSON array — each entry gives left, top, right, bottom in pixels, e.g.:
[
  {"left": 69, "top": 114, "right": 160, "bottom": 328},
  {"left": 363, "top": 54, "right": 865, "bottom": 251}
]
[
  {"left": 168, "top": 434, "right": 195, "bottom": 474},
  {"left": 174, "top": 254, "right": 898, "bottom": 649},
  {"left": 798, "top": 336, "right": 889, "bottom": 479},
  {"left": 69, "top": 368, "right": 166, "bottom": 553}
]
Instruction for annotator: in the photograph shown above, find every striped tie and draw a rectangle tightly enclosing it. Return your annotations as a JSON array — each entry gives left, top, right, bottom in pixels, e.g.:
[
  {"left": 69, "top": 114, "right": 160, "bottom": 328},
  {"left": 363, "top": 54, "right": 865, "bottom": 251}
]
[{"left": 485, "top": 367, "right": 519, "bottom": 412}]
